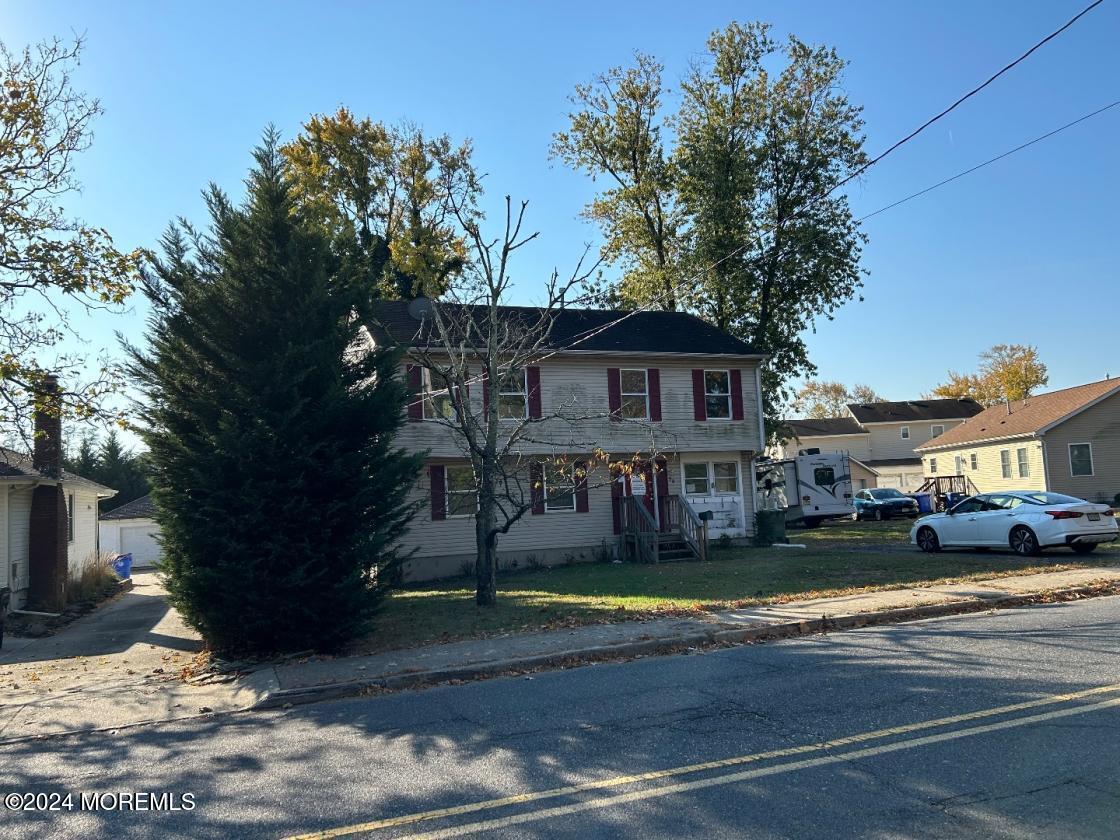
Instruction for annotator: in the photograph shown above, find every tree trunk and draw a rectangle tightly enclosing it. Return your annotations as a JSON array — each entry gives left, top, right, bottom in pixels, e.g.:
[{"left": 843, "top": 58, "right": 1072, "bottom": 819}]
[{"left": 475, "top": 491, "right": 498, "bottom": 607}]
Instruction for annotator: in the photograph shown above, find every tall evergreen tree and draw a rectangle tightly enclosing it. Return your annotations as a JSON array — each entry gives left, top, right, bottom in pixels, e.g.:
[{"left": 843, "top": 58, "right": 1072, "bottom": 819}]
[{"left": 127, "top": 130, "right": 422, "bottom": 653}]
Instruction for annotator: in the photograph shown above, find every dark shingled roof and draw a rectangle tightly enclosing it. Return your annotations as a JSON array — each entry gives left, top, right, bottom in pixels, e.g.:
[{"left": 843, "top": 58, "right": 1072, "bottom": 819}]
[
  {"left": 0, "top": 448, "right": 115, "bottom": 494},
  {"left": 370, "top": 300, "right": 762, "bottom": 357},
  {"left": 846, "top": 398, "right": 984, "bottom": 424},
  {"left": 100, "top": 493, "right": 155, "bottom": 521},
  {"left": 785, "top": 417, "right": 866, "bottom": 438}
]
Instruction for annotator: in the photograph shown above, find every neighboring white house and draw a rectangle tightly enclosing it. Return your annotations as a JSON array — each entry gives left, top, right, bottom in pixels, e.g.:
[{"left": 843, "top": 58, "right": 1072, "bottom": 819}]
[
  {"left": 916, "top": 378, "right": 1120, "bottom": 503},
  {"left": 774, "top": 398, "right": 985, "bottom": 493},
  {"left": 373, "top": 301, "right": 769, "bottom": 581},
  {"left": 100, "top": 494, "right": 161, "bottom": 569},
  {"left": 1, "top": 449, "right": 116, "bottom": 611}
]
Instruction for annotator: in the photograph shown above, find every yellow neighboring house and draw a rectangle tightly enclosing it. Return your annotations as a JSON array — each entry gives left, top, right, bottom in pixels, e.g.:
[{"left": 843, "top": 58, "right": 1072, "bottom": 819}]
[{"left": 915, "top": 378, "right": 1120, "bottom": 504}]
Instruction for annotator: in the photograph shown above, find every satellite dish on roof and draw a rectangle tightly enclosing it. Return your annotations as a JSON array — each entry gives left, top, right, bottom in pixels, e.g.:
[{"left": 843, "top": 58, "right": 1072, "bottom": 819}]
[{"left": 407, "top": 297, "right": 435, "bottom": 322}]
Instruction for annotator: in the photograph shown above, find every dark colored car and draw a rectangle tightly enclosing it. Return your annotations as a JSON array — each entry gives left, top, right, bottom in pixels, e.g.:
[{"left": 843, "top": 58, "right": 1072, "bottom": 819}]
[{"left": 853, "top": 488, "right": 920, "bottom": 521}]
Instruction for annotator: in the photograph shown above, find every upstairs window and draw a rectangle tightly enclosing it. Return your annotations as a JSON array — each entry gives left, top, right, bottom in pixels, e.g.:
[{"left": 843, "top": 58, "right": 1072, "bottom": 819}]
[
  {"left": 1069, "top": 443, "right": 1094, "bottom": 477},
  {"left": 970, "top": 453, "right": 978, "bottom": 471},
  {"left": 704, "top": 371, "right": 731, "bottom": 419},
  {"left": 1016, "top": 447, "right": 1030, "bottom": 478},
  {"left": 900, "top": 426, "right": 910, "bottom": 440},
  {"left": 422, "top": 368, "right": 456, "bottom": 421},
  {"left": 498, "top": 369, "right": 527, "bottom": 419},
  {"left": 929, "top": 458, "right": 938, "bottom": 474},
  {"left": 544, "top": 462, "right": 576, "bottom": 512},
  {"left": 445, "top": 466, "right": 478, "bottom": 517},
  {"left": 1000, "top": 449, "right": 1012, "bottom": 479},
  {"left": 620, "top": 369, "right": 649, "bottom": 419},
  {"left": 931, "top": 424, "right": 944, "bottom": 437}
]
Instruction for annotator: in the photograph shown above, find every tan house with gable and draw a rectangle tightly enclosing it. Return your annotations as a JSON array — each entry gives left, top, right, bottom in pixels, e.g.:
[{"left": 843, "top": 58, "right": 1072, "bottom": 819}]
[
  {"left": 775, "top": 398, "right": 984, "bottom": 492},
  {"left": 916, "top": 378, "right": 1120, "bottom": 503},
  {"left": 373, "top": 302, "right": 768, "bottom": 581}
]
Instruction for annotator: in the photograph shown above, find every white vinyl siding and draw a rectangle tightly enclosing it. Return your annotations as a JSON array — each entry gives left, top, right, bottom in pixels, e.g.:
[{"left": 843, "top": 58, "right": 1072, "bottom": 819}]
[
  {"left": 921, "top": 440, "right": 1046, "bottom": 494},
  {"left": 865, "top": 419, "right": 970, "bottom": 461}
]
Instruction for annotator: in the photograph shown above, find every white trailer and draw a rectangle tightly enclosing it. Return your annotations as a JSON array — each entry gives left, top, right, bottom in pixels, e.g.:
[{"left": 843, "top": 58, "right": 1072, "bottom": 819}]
[{"left": 756, "top": 450, "right": 854, "bottom": 527}]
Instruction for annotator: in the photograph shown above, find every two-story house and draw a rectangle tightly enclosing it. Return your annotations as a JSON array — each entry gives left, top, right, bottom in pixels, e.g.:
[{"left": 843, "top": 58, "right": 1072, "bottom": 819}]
[
  {"left": 373, "top": 301, "right": 767, "bottom": 581},
  {"left": 774, "top": 398, "right": 984, "bottom": 493}
]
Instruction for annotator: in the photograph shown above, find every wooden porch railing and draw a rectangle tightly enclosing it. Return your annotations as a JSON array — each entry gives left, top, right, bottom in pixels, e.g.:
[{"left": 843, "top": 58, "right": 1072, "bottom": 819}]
[
  {"left": 659, "top": 494, "right": 709, "bottom": 562},
  {"left": 619, "top": 495, "right": 659, "bottom": 564}
]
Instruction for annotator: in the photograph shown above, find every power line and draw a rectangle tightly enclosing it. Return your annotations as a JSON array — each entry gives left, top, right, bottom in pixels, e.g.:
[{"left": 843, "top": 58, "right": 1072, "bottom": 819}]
[
  {"left": 404, "top": 3, "right": 1105, "bottom": 410},
  {"left": 835, "top": 0, "right": 1106, "bottom": 192},
  {"left": 857, "top": 99, "right": 1120, "bottom": 223}
]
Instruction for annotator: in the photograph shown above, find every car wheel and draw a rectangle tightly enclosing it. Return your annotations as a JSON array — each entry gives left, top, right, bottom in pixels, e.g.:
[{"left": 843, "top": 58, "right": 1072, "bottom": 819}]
[
  {"left": 1071, "top": 543, "right": 1097, "bottom": 555},
  {"left": 916, "top": 526, "right": 941, "bottom": 553},
  {"left": 1010, "top": 526, "right": 1041, "bottom": 557},
  {"left": 873, "top": 508, "right": 883, "bottom": 522},
  {"left": 850, "top": 511, "right": 860, "bottom": 522}
]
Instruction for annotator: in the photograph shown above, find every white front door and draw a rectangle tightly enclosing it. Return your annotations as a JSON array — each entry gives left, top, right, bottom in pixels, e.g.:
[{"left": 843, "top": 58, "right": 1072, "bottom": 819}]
[{"left": 681, "top": 458, "right": 744, "bottom": 538}]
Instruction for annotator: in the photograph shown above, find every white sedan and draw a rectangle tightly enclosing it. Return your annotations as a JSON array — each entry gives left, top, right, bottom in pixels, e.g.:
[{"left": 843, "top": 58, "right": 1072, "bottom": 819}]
[{"left": 910, "top": 491, "right": 1118, "bottom": 556}]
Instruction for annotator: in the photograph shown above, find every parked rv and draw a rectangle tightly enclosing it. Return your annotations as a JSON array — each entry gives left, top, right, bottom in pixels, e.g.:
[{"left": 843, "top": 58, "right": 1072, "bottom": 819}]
[{"left": 756, "top": 450, "right": 855, "bottom": 527}]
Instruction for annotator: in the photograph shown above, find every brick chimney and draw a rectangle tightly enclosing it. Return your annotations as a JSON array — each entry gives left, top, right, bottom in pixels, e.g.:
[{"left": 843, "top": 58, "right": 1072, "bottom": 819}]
[{"left": 27, "top": 375, "right": 68, "bottom": 612}]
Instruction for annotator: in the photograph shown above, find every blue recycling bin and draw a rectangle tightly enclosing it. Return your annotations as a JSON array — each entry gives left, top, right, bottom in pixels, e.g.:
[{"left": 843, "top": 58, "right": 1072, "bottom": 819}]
[
  {"left": 945, "top": 492, "right": 967, "bottom": 509},
  {"left": 913, "top": 493, "right": 933, "bottom": 514},
  {"left": 112, "top": 553, "right": 133, "bottom": 580}
]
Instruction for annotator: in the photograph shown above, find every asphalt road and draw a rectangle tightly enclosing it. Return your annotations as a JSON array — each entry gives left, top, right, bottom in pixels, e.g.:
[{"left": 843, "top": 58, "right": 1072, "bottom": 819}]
[{"left": 3, "top": 597, "right": 1119, "bottom": 839}]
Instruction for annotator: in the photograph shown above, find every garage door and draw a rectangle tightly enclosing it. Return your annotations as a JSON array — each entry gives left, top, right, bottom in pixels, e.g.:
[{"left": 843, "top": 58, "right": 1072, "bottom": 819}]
[{"left": 120, "top": 524, "right": 162, "bottom": 568}]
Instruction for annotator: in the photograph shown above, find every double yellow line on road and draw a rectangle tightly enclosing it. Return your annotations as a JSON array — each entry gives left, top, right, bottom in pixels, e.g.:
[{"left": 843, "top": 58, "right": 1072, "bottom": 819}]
[{"left": 289, "top": 682, "right": 1120, "bottom": 839}]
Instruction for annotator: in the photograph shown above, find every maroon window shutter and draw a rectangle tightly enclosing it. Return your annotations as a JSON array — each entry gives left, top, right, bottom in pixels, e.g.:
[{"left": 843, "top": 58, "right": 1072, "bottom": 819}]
[
  {"left": 530, "top": 462, "right": 545, "bottom": 514},
  {"left": 647, "top": 368, "right": 662, "bottom": 421},
  {"left": 575, "top": 461, "right": 589, "bottom": 513},
  {"left": 607, "top": 368, "right": 622, "bottom": 421},
  {"left": 730, "top": 369, "right": 744, "bottom": 420},
  {"left": 429, "top": 465, "right": 446, "bottom": 520},
  {"left": 691, "top": 369, "right": 707, "bottom": 421},
  {"left": 407, "top": 364, "right": 423, "bottom": 422},
  {"left": 610, "top": 474, "right": 622, "bottom": 534},
  {"left": 527, "top": 366, "right": 542, "bottom": 419}
]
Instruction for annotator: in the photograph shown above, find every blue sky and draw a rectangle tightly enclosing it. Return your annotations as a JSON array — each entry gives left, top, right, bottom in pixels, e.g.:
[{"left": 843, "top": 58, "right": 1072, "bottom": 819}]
[{"left": 6, "top": 0, "right": 1119, "bottom": 415}]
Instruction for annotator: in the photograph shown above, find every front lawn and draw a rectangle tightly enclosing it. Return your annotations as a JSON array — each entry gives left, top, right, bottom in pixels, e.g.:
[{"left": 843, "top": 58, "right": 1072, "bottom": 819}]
[{"left": 362, "top": 537, "right": 1100, "bottom": 654}]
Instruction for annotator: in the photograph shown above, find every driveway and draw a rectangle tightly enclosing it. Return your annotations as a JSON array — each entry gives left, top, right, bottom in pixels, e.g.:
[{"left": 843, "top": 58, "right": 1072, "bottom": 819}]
[{"left": 0, "top": 574, "right": 235, "bottom": 740}]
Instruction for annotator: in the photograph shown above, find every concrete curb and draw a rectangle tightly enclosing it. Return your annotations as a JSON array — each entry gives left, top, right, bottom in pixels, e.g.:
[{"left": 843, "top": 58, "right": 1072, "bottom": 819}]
[{"left": 250, "top": 581, "right": 1120, "bottom": 711}]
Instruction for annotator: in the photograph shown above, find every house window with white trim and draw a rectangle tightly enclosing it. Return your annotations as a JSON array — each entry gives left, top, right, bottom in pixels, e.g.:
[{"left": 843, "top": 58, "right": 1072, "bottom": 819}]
[
  {"left": 498, "top": 369, "right": 527, "bottom": 419},
  {"left": 704, "top": 370, "right": 731, "bottom": 419},
  {"left": 900, "top": 426, "right": 910, "bottom": 440},
  {"left": 620, "top": 369, "right": 649, "bottom": 420},
  {"left": 683, "top": 463, "right": 710, "bottom": 495},
  {"left": 544, "top": 462, "right": 576, "bottom": 512},
  {"left": 422, "top": 368, "right": 456, "bottom": 421},
  {"left": 954, "top": 455, "right": 963, "bottom": 474},
  {"left": 969, "top": 453, "right": 978, "bottom": 471},
  {"left": 931, "top": 424, "right": 944, "bottom": 437},
  {"left": 713, "top": 462, "right": 739, "bottom": 494},
  {"left": 929, "top": 458, "right": 938, "bottom": 474},
  {"left": 445, "top": 466, "right": 478, "bottom": 517},
  {"left": 1000, "top": 449, "right": 1012, "bottom": 479},
  {"left": 1069, "top": 443, "right": 1094, "bottom": 477},
  {"left": 1016, "top": 447, "right": 1030, "bottom": 478}
]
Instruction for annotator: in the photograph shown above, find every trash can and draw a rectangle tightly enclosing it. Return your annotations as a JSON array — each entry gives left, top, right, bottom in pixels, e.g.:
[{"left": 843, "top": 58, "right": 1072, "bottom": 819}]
[
  {"left": 755, "top": 510, "right": 787, "bottom": 546},
  {"left": 112, "top": 553, "right": 134, "bottom": 580},
  {"left": 945, "top": 492, "right": 967, "bottom": 509},
  {"left": 914, "top": 493, "right": 933, "bottom": 514}
]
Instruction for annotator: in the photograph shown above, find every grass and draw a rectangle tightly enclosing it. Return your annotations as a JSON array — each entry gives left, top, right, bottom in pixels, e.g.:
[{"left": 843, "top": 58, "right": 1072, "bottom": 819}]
[{"left": 361, "top": 519, "right": 1117, "bottom": 654}]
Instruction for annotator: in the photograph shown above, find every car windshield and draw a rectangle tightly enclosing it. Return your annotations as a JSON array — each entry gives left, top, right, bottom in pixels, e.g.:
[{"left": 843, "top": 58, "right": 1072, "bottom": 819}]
[
  {"left": 870, "top": 489, "right": 905, "bottom": 499},
  {"left": 1015, "top": 492, "right": 1086, "bottom": 505}
]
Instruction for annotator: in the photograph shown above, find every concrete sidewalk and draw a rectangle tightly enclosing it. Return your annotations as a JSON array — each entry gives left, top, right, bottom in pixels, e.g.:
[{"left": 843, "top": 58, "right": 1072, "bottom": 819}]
[
  {"left": 2, "top": 565, "right": 1118, "bottom": 740},
  {"left": 251, "top": 565, "right": 1120, "bottom": 708}
]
